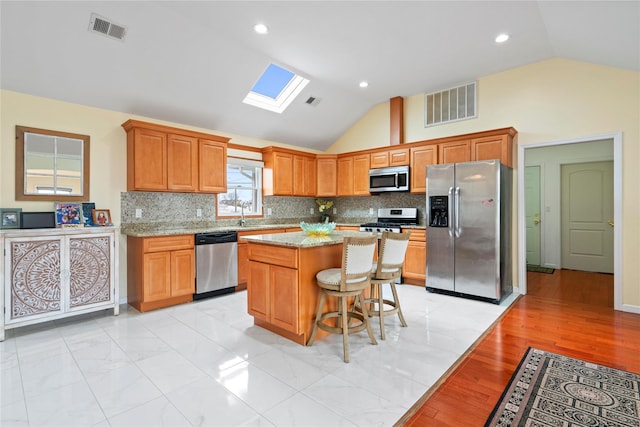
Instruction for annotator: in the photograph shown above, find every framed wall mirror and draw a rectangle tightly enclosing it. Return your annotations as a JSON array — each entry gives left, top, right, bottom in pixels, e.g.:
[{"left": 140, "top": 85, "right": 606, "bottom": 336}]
[{"left": 16, "top": 125, "right": 90, "bottom": 201}]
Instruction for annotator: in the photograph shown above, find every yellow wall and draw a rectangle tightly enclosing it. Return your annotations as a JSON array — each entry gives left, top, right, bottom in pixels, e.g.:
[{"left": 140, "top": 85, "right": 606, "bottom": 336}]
[{"left": 329, "top": 58, "right": 640, "bottom": 308}]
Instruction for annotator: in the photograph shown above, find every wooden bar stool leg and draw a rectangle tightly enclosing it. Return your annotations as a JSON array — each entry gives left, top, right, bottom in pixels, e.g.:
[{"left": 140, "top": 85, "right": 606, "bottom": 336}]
[
  {"left": 341, "top": 295, "right": 350, "bottom": 363},
  {"left": 307, "top": 292, "right": 326, "bottom": 346},
  {"left": 390, "top": 282, "right": 407, "bottom": 327},
  {"left": 378, "top": 283, "right": 386, "bottom": 340},
  {"left": 358, "top": 293, "right": 378, "bottom": 346}
]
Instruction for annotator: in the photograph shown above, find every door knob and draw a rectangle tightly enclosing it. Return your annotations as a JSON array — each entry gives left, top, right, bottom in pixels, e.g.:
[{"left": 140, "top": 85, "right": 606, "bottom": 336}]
[
  {"left": 533, "top": 219, "right": 540, "bottom": 225},
  {"left": 608, "top": 220, "right": 614, "bottom": 227}
]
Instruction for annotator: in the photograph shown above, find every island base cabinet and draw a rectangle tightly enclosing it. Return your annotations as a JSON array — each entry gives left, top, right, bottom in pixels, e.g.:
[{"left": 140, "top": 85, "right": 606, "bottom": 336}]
[
  {"left": 246, "top": 241, "right": 342, "bottom": 346},
  {"left": 1, "top": 228, "right": 119, "bottom": 341}
]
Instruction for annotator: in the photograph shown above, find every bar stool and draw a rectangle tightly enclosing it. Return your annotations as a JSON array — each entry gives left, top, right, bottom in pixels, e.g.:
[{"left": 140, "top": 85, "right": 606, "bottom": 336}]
[
  {"left": 363, "top": 231, "right": 410, "bottom": 340},
  {"left": 307, "top": 235, "right": 378, "bottom": 363}
]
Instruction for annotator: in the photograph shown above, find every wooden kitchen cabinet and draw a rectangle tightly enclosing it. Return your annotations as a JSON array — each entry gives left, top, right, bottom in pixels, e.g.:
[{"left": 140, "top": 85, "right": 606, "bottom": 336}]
[
  {"left": 167, "top": 133, "right": 198, "bottom": 192},
  {"left": 293, "top": 154, "right": 317, "bottom": 196},
  {"left": 353, "top": 154, "right": 370, "bottom": 195},
  {"left": 316, "top": 155, "right": 337, "bottom": 197},
  {"left": 127, "top": 234, "right": 195, "bottom": 312},
  {"left": 402, "top": 228, "right": 426, "bottom": 286},
  {"left": 410, "top": 145, "right": 438, "bottom": 193},
  {"left": 370, "top": 147, "right": 410, "bottom": 168},
  {"left": 198, "top": 139, "right": 227, "bottom": 193},
  {"left": 471, "top": 134, "right": 513, "bottom": 167},
  {"left": 123, "top": 119, "right": 229, "bottom": 193},
  {"left": 337, "top": 156, "right": 354, "bottom": 196},
  {"left": 438, "top": 139, "right": 471, "bottom": 164}
]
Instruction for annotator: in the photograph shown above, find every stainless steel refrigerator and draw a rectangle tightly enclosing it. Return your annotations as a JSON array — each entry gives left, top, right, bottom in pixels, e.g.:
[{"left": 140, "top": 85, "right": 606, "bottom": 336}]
[{"left": 426, "top": 160, "right": 512, "bottom": 303}]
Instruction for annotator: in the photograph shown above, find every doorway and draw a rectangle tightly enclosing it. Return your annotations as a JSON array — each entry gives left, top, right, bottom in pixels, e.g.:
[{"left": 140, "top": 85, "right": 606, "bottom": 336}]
[{"left": 517, "top": 133, "right": 622, "bottom": 310}]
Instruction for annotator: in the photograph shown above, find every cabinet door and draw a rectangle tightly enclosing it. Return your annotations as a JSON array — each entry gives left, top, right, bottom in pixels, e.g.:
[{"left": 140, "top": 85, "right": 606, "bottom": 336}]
[
  {"left": 410, "top": 146, "right": 437, "bottom": 193},
  {"left": 293, "top": 155, "right": 315, "bottom": 196},
  {"left": 237, "top": 242, "right": 249, "bottom": 286},
  {"left": 403, "top": 240, "right": 427, "bottom": 282},
  {"left": 389, "top": 148, "right": 410, "bottom": 166},
  {"left": 337, "top": 157, "right": 354, "bottom": 196},
  {"left": 143, "top": 252, "right": 172, "bottom": 302},
  {"left": 171, "top": 249, "right": 195, "bottom": 297},
  {"left": 199, "top": 139, "right": 227, "bottom": 193},
  {"left": 439, "top": 140, "right": 471, "bottom": 164},
  {"left": 353, "top": 154, "right": 370, "bottom": 195},
  {"left": 6, "top": 237, "right": 63, "bottom": 323},
  {"left": 132, "top": 128, "right": 167, "bottom": 190},
  {"left": 69, "top": 235, "right": 113, "bottom": 310},
  {"left": 167, "top": 134, "right": 198, "bottom": 192},
  {"left": 273, "top": 152, "right": 294, "bottom": 195},
  {"left": 270, "top": 265, "right": 299, "bottom": 333},
  {"left": 370, "top": 152, "right": 389, "bottom": 168},
  {"left": 471, "top": 135, "right": 510, "bottom": 166},
  {"left": 316, "top": 156, "right": 337, "bottom": 196},
  {"left": 248, "top": 261, "right": 269, "bottom": 321}
]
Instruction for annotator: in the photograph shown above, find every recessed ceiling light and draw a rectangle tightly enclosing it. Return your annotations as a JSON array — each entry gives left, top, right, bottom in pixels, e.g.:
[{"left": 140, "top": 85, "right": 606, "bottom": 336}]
[
  {"left": 359, "top": 81, "right": 369, "bottom": 88},
  {"left": 495, "top": 33, "right": 509, "bottom": 43},
  {"left": 254, "top": 23, "right": 268, "bottom": 34}
]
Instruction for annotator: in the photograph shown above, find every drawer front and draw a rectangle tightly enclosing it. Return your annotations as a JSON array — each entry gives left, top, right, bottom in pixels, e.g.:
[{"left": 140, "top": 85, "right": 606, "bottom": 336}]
[
  {"left": 403, "top": 229, "right": 426, "bottom": 241},
  {"left": 248, "top": 244, "right": 298, "bottom": 268},
  {"left": 143, "top": 235, "right": 194, "bottom": 252}
]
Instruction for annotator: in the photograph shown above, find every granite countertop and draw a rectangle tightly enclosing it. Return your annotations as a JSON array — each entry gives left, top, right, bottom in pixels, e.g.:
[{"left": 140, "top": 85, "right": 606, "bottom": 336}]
[
  {"left": 241, "top": 230, "right": 376, "bottom": 248},
  {"left": 120, "top": 222, "right": 425, "bottom": 238}
]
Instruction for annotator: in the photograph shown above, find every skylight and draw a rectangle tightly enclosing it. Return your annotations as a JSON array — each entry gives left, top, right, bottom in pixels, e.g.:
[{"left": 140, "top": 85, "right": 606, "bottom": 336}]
[{"left": 243, "top": 63, "right": 309, "bottom": 114}]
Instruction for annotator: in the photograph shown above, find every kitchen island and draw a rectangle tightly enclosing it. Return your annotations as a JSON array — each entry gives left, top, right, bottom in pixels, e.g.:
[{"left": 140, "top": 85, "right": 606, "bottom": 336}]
[{"left": 242, "top": 230, "right": 375, "bottom": 345}]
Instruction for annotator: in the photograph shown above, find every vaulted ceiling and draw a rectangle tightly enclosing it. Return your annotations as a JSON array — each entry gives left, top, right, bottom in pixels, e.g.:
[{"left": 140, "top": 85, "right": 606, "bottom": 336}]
[{"left": 2, "top": 1, "right": 638, "bottom": 151}]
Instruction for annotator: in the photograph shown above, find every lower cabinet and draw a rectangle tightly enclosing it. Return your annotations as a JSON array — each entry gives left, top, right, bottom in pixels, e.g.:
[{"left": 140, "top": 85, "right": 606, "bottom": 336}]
[
  {"left": 1, "top": 227, "right": 119, "bottom": 341},
  {"left": 127, "top": 234, "right": 194, "bottom": 312},
  {"left": 237, "top": 228, "right": 287, "bottom": 291},
  {"left": 402, "top": 229, "right": 426, "bottom": 286},
  {"left": 248, "top": 261, "right": 299, "bottom": 333}
]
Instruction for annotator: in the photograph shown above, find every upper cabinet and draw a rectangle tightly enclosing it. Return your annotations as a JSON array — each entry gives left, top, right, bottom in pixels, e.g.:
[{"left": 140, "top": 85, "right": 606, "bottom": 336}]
[
  {"left": 262, "top": 147, "right": 317, "bottom": 197},
  {"left": 410, "top": 145, "right": 437, "bottom": 194},
  {"left": 122, "top": 120, "right": 229, "bottom": 193},
  {"left": 370, "top": 147, "right": 410, "bottom": 168},
  {"left": 438, "top": 140, "right": 471, "bottom": 164},
  {"left": 316, "top": 155, "right": 337, "bottom": 197}
]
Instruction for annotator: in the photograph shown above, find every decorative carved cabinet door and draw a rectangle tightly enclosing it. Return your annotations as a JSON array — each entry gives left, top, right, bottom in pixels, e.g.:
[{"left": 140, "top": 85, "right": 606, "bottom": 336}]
[
  {"left": 9, "top": 237, "right": 63, "bottom": 321},
  {"left": 69, "top": 236, "right": 113, "bottom": 310}
]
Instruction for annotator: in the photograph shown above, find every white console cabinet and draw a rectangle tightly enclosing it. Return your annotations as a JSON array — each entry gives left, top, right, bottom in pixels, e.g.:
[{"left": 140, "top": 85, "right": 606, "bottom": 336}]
[{"left": 1, "top": 227, "right": 119, "bottom": 341}]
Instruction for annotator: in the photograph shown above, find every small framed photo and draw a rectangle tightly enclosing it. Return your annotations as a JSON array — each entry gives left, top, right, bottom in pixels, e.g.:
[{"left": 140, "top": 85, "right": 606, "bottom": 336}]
[
  {"left": 92, "top": 209, "right": 112, "bottom": 226},
  {"left": 82, "top": 202, "right": 96, "bottom": 226},
  {"left": 55, "top": 203, "right": 81, "bottom": 226},
  {"left": 1, "top": 208, "right": 22, "bottom": 229}
]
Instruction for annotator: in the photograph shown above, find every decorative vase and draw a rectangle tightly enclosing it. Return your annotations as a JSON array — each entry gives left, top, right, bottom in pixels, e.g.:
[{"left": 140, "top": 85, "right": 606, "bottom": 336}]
[{"left": 321, "top": 213, "right": 330, "bottom": 223}]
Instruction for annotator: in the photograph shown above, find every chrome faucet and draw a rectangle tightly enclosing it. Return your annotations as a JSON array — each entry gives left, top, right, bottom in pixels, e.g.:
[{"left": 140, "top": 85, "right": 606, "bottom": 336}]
[{"left": 240, "top": 202, "right": 246, "bottom": 227}]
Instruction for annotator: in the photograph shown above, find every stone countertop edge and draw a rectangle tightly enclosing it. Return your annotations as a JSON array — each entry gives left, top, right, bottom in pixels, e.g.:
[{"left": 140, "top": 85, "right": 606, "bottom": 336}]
[
  {"left": 120, "top": 223, "right": 426, "bottom": 238},
  {"left": 241, "top": 230, "right": 377, "bottom": 248}
]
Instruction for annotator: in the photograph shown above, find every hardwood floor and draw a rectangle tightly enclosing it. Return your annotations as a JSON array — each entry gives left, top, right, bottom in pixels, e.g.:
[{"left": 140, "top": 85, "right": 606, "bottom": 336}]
[{"left": 400, "top": 269, "right": 640, "bottom": 426}]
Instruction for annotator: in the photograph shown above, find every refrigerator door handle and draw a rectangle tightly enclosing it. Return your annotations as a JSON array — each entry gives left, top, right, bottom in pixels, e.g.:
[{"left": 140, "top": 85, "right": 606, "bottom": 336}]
[
  {"left": 448, "top": 186, "right": 454, "bottom": 237},
  {"left": 454, "top": 186, "right": 461, "bottom": 238}
]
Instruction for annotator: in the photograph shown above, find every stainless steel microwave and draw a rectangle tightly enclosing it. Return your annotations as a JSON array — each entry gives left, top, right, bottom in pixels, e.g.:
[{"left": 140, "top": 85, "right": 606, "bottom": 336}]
[{"left": 369, "top": 165, "right": 410, "bottom": 193}]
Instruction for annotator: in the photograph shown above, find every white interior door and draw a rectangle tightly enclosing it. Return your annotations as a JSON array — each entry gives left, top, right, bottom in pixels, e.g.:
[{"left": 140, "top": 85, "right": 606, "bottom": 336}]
[
  {"left": 524, "top": 166, "right": 541, "bottom": 266},
  {"left": 561, "top": 161, "right": 613, "bottom": 273}
]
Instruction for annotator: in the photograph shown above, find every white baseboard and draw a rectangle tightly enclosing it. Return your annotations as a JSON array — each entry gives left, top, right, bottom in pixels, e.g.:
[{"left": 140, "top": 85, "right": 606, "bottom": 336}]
[{"left": 621, "top": 304, "right": 640, "bottom": 314}]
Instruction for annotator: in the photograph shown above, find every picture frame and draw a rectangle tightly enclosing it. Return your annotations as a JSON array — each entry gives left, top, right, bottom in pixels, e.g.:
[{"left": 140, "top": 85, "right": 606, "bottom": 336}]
[
  {"left": 1, "top": 208, "right": 22, "bottom": 229},
  {"left": 55, "top": 202, "right": 82, "bottom": 226},
  {"left": 82, "top": 202, "right": 96, "bottom": 226},
  {"left": 92, "top": 209, "right": 112, "bottom": 226}
]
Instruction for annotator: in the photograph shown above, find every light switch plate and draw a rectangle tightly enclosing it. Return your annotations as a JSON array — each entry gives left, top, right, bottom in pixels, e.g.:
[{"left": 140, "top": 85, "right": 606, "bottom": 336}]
[
  {"left": 196, "top": 208, "right": 202, "bottom": 218},
  {"left": 135, "top": 208, "right": 142, "bottom": 218},
  {"left": 267, "top": 208, "right": 273, "bottom": 216},
  {"left": 333, "top": 208, "right": 337, "bottom": 214},
  {"left": 310, "top": 208, "right": 314, "bottom": 214},
  {"left": 369, "top": 208, "right": 374, "bottom": 215}
]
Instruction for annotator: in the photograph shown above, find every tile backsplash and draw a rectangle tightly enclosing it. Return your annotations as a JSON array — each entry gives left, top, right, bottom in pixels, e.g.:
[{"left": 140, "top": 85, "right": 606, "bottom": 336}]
[{"left": 121, "top": 191, "right": 426, "bottom": 227}]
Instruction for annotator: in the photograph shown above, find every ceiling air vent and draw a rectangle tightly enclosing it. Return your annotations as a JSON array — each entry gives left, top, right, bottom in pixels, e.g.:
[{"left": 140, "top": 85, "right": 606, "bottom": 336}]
[
  {"left": 305, "top": 96, "right": 321, "bottom": 106},
  {"left": 88, "top": 13, "right": 127, "bottom": 41}
]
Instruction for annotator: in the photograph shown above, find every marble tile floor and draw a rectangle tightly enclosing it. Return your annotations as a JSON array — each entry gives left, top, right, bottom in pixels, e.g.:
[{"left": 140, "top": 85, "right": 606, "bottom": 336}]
[{"left": 1, "top": 285, "right": 517, "bottom": 427}]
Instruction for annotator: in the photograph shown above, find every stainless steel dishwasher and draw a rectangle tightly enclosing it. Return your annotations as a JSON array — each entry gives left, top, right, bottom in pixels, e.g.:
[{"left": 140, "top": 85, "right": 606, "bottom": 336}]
[{"left": 194, "top": 231, "right": 238, "bottom": 300}]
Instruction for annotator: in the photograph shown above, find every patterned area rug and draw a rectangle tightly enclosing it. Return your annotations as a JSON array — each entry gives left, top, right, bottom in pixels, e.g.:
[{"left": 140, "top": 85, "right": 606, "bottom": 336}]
[{"left": 485, "top": 347, "right": 640, "bottom": 426}]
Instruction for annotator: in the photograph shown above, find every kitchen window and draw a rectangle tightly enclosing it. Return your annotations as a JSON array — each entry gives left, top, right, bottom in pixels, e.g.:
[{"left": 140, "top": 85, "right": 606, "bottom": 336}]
[{"left": 217, "top": 158, "right": 263, "bottom": 216}]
